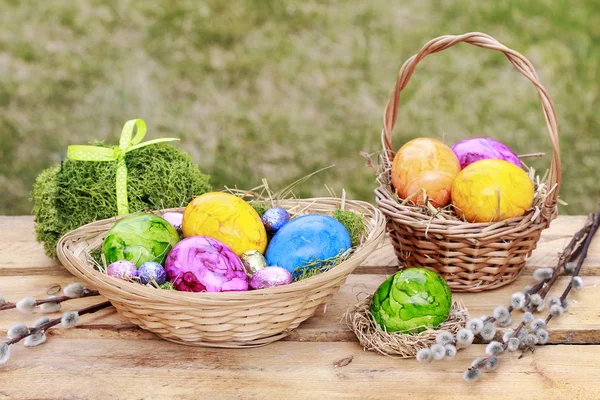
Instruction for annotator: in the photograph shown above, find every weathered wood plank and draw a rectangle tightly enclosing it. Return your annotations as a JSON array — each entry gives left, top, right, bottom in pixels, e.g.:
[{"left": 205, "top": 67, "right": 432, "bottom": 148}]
[
  {"left": 1, "top": 272, "right": 599, "bottom": 344},
  {"left": 1, "top": 216, "right": 598, "bottom": 275},
  {"left": 0, "top": 339, "right": 598, "bottom": 400}
]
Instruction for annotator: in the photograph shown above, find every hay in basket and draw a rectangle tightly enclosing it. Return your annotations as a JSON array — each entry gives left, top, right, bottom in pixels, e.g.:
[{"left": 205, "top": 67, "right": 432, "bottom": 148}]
[
  {"left": 375, "top": 32, "right": 562, "bottom": 293},
  {"left": 344, "top": 294, "right": 468, "bottom": 358},
  {"left": 57, "top": 190, "right": 386, "bottom": 348}
]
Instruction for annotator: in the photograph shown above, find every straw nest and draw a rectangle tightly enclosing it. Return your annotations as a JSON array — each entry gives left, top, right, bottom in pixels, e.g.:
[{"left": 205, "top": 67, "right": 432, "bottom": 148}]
[{"left": 344, "top": 294, "right": 468, "bottom": 358}]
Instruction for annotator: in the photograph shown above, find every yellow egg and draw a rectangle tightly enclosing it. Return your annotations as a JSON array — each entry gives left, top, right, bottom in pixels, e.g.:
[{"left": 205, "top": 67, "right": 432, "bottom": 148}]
[
  {"left": 451, "top": 159, "right": 534, "bottom": 223},
  {"left": 182, "top": 192, "right": 267, "bottom": 256}
]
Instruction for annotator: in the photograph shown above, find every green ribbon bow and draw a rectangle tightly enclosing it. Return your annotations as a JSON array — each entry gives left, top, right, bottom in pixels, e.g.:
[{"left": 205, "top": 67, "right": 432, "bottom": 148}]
[{"left": 67, "top": 119, "right": 179, "bottom": 215}]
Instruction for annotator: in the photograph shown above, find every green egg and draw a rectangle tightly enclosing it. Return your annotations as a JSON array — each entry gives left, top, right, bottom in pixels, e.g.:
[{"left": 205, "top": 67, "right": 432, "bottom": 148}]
[
  {"left": 102, "top": 213, "right": 180, "bottom": 268},
  {"left": 370, "top": 268, "right": 452, "bottom": 333}
]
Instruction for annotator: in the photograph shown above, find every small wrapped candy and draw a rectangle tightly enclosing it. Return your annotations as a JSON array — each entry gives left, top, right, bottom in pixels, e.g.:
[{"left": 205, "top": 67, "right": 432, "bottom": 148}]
[
  {"left": 261, "top": 207, "right": 290, "bottom": 235},
  {"left": 138, "top": 261, "right": 167, "bottom": 285},
  {"left": 106, "top": 260, "right": 137, "bottom": 280},
  {"left": 161, "top": 212, "right": 184, "bottom": 234},
  {"left": 250, "top": 266, "right": 293, "bottom": 290},
  {"left": 240, "top": 250, "right": 267, "bottom": 277}
]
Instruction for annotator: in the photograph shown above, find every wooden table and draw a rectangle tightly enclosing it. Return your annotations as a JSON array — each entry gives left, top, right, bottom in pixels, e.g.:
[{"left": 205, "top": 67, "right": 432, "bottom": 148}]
[{"left": 1, "top": 215, "right": 599, "bottom": 400}]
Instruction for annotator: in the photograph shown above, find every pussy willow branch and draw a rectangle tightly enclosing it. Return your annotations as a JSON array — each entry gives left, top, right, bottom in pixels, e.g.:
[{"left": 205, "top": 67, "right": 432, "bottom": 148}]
[
  {"left": 5, "top": 301, "right": 112, "bottom": 346},
  {"left": 547, "top": 209, "right": 600, "bottom": 323},
  {"left": 472, "top": 210, "right": 598, "bottom": 369},
  {"left": 482, "top": 213, "right": 594, "bottom": 326},
  {"left": 0, "top": 289, "right": 100, "bottom": 311}
]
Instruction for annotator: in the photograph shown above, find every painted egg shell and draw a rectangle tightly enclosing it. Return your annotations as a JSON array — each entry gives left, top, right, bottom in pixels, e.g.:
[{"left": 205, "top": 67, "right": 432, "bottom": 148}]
[
  {"left": 103, "top": 213, "right": 180, "bottom": 268},
  {"left": 452, "top": 137, "right": 522, "bottom": 169},
  {"left": 161, "top": 212, "right": 184, "bottom": 233},
  {"left": 261, "top": 207, "right": 291, "bottom": 235},
  {"left": 182, "top": 192, "right": 267, "bottom": 256},
  {"left": 370, "top": 268, "right": 452, "bottom": 333},
  {"left": 265, "top": 214, "right": 351, "bottom": 274},
  {"left": 138, "top": 261, "right": 167, "bottom": 285},
  {"left": 249, "top": 266, "right": 293, "bottom": 290},
  {"left": 451, "top": 159, "right": 534, "bottom": 222},
  {"left": 165, "top": 236, "right": 248, "bottom": 292},
  {"left": 106, "top": 260, "right": 138, "bottom": 280},
  {"left": 390, "top": 138, "right": 460, "bottom": 207}
]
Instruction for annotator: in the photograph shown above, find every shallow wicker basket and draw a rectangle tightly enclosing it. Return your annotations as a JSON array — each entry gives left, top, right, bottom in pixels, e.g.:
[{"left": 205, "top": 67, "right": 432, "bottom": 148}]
[
  {"left": 57, "top": 198, "right": 385, "bottom": 348},
  {"left": 376, "top": 32, "right": 561, "bottom": 293}
]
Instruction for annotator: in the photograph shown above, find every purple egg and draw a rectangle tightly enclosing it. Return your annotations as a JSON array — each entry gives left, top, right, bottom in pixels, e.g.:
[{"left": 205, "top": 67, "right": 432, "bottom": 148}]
[
  {"left": 106, "top": 260, "right": 137, "bottom": 280},
  {"left": 451, "top": 137, "right": 522, "bottom": 169},
  {"left": 165, "top": 236, "right": 248, "bottom": 292},
  {"left": 161, "top": 212, "right": 184, "bottom": 233},
  {"left": 250, "top": 266, "right": 293, "bottom": 290},
  {"left": 261, "top": 207, "right": 291, "bottom": 235},
  {"left": 138, "top": 261, "right": 167, "bottom": 285}
]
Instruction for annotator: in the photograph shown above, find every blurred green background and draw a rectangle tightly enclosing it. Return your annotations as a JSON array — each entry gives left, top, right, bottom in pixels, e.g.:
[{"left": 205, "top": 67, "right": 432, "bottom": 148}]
[{"left": 1, "top": 0, "right": 598, "bottom": 215}]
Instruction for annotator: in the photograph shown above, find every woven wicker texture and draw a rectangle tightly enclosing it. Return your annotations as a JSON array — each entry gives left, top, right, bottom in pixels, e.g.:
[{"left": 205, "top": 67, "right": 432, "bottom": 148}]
[
  {"left": 57, "top": 198, "right": 385, "bottom": 348},
  {"left": 376, "top": 32, "right": 561, "bottom": 293}
]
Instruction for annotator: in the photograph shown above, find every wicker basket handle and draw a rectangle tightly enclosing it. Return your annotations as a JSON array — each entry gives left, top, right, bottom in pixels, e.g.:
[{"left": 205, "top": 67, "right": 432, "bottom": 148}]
[{"left": 382, "top": 32, "right": 561, "bottom": 212}]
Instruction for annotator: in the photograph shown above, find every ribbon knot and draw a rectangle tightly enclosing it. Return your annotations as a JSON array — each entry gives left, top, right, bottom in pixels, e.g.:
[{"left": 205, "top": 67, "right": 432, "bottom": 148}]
[{"left": 67, "top": 119, "right": 179, "bottom": 215}]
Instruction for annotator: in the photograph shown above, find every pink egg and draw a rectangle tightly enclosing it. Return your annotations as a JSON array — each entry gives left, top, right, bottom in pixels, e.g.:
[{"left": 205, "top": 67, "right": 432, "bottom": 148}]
[
  {"left": 250, "top": 266, "right": 292, "bottom": 290},
  {"left": 451, "top": 137, "right": 522, "bottom": 169},
  {"left": 165, "top": 236, "right": 248, "bottom": 292}
]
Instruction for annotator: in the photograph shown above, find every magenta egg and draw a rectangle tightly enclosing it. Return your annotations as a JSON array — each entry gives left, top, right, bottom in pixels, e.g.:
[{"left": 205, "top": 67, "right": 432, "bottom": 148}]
[
  {"left": 249, "top": 266, "right": 293, "bottom": 290},
  {"left": 451, "top": 137, "right": 522, "bottom": 169},
  {"left": 165, "top": 236, "right": 248, "bottom": 292},
  {"left": 106, "top": 260, "right": 137, "bottom": 280}
]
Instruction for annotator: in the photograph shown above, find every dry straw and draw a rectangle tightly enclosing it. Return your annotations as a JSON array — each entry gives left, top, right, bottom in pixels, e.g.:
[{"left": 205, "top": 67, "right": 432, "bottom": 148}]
[
  {"left": 344, "top": 295, "right": 468, "bottom": 358},
  {"left": 57, "top": 197, "right": 386, "bottom": 348},
  {"left": 376, "top": 32, "right": 561, "bottom": 292}
]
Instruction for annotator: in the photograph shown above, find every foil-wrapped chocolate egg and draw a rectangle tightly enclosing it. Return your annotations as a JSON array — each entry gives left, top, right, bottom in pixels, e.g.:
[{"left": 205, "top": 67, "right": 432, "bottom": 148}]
[
  {"left": 161, "top": 212, "right": 184, "bottom": 234},
  {"left": 261, "top": 207, "right": 290, "bottom": 235},
  {"left": 240, "top": 250, "right": 267, "bottom": 277},
  {"left": 106, "top": 260, "right": 137, "bottom": 280},
  {"left": 250, "top": 266, "right": 293, "bottom": 290},
  {"left": 138, "top": 261, "right": 167, "bottom": 285}
]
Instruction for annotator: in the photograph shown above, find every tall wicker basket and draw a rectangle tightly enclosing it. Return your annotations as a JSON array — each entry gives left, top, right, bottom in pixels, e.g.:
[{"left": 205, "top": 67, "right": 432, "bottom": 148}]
[
  {"left": 375, "top": 32, "right": 561, "bottom": 293},
  {"left": 57, "top": 198, "right": 386, "bottom": 348}
]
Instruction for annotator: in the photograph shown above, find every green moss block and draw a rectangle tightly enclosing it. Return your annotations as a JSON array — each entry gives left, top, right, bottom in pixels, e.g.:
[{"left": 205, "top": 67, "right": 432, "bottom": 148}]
[{"left": 32, "top": 143, "right": 211, "bottom": 258}]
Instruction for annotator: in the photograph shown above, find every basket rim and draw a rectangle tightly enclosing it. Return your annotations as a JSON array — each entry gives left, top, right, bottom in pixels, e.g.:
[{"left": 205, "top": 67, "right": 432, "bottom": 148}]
[{"left": 57, "top": 197, "right": 386, "bottom": 305}]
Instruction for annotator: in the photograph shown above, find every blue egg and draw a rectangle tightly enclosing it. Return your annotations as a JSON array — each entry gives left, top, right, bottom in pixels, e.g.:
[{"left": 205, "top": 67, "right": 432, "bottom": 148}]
[
  {"left": 265, "top": 214, "right": 351, "bottom": 274},
  {"left": 261, "top": 207, "right": 291, "bottom": 235},
  {"left": 138, "top": 261, "right": 167, "bottom": 285}
]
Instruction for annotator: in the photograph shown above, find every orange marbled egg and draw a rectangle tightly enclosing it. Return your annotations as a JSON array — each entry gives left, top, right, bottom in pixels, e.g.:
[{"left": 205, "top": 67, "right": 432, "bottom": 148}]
[
  {"left": 182, "top": 192, "right": 267, "bottom": 256},
  {"left": 390, "top": 138, "right": 461, "bottom": 207},
  {"left": 451, "top": 159, "right": 534, "bottom": 222}
]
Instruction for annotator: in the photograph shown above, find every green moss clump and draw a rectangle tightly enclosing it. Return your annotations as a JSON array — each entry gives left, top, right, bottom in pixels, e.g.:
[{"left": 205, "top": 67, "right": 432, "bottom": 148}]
[
  {"left": 332, "top": 209, "right": 366, "bottom": 247},
  {"left": 249, "top": 201, "right": 269, "bottom": 217},
  {"left": 32, "top": 143, "right": 211, "bottom": 258}
]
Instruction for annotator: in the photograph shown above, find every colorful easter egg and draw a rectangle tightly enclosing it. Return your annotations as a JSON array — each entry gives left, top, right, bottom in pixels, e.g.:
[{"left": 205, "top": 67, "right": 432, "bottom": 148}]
[
  {"left": 370, "top": 268, "right": 452, "bottom": 333},
  {"left": 265, "top": 214, "right": 351, "bottom": 274},
  {"left": 249, "top": 266, "right": 293, "bottom": 290},
  {"left": 452, "top": 137, "right": 522, "bottom": 169},
  {"left": 138, "top": 261, "right": 167, "bottom": 285},
  {"left": 103, "top": 213, "right": 180, "bottom": 268},
  {"left": 182, "top": 192, "right": 267, "bottom": 256},
  {"left": 165, "top": 236, "right": 248, "bottom": 292},
  {"left": 390, "top": 138, "right": 461, "bottom": 207},
  {"left": 451, "top": 159, "right": 534, "bottom": 222},
  {"left": 261, "top": 207, "right": 290, "bottom": 235},
  {"left": 106, "top": 260, "right": 138, "bottom": 280},
  {"left": 161, "top": 212, "right": 184, "bottom": 234}
]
